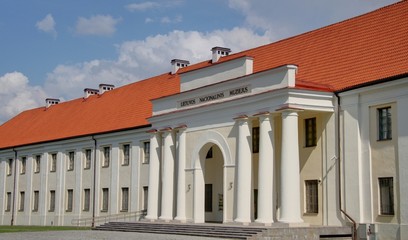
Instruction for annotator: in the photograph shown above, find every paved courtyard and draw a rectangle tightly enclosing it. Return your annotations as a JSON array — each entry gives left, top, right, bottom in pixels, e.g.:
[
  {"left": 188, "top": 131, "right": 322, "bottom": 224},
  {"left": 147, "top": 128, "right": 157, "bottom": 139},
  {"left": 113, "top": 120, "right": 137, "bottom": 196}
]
[{"left": 0, "top": 230, "right": 224, "bottom": 240}]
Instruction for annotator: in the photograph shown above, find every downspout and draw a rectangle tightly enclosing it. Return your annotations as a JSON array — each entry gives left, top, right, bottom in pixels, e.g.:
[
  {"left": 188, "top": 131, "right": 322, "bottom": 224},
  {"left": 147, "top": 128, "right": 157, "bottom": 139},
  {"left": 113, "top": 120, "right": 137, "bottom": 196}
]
[
  {"left": 91, "top": 136, "right": 97, "bottom": 228},
  {"left": 334, "top": 93, "right": 357, "bottom": 240},
  {"left": 11, "top": 148, "right": 18, "bottom": 226}
]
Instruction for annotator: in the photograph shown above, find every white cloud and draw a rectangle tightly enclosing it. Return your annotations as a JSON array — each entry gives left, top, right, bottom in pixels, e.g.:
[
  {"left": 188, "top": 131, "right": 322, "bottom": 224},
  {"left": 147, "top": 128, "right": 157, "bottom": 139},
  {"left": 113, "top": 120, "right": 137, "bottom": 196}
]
[
  {"left": 126, "top": 2, "right": 160, "bottom": 11},
  {"left": 36, "top": 14, "right": 57, "bottom": 38},
  {"left": 161, "top": 15, "right": 182, "bottom": 24},
  {"left": 0, "top": 72, "right": 46, "bottom": 124},
  {"left": 145, "top": 17, "right": 154, "bottom": 23},
  {"left": 44, "top": 28, "right": 271, "bottom": 100},
  {"left": 75, "top": 15, "right": 121, "bottom": 36}
]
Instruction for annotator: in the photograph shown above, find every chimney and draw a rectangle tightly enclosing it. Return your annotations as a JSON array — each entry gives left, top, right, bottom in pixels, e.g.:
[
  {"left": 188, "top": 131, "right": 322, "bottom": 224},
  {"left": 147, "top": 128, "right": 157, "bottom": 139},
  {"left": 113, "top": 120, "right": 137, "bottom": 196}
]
[
  {"left": 211, "top": 47, "right": 231, "bottom": 63},
  {"left": 84, "top": 88, "right": 99, "bottom": 98},
  {"left": 45, "top": 98, "right": 60, "bottom": 108},
  {"left": 99, "top": 84, "right": 115, "bottom": 95},
  {"left": 171, "top": 59, "right": 190, "bottom": 74}
]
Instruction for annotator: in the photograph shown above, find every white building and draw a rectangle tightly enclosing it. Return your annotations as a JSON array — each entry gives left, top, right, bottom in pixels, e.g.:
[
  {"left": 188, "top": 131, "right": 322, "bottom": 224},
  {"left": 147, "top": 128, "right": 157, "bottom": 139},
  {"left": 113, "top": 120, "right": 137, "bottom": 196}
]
[{"left": 0, "top": 2, "right": 407, "bottom": 239}]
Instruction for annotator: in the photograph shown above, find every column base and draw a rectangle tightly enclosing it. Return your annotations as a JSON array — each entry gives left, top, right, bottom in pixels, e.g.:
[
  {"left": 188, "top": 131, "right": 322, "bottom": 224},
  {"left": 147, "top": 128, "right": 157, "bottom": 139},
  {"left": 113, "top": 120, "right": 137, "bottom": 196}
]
[
  {"left": 174, "top": 217, "right": 187, "bottom": 223},
  {"left": 255, "top": 218, "right": 274, "bottom": 226},
  {"left": 145, "top": 215, "right": 158, "bottom": 221},
  {"left": 234, "top": 218, "right": 251, "bottom": 225},
  {"left": 159, "top": 216, "right": 173, "bottom": 222}
]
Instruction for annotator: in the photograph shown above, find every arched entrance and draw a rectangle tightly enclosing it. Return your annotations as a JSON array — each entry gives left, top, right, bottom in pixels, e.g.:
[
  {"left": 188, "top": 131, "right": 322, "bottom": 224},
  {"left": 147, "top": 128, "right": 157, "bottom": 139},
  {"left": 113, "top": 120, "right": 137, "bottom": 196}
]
[{"left": 192, "top": 131, "right": 232, "bottom": 223}]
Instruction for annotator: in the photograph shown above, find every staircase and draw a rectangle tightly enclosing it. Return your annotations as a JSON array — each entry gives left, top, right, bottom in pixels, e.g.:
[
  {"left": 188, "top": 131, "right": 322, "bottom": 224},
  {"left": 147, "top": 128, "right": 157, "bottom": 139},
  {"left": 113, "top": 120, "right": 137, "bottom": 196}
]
[{"left": 94, "top": 221, "right": 267, "bottom": 239}]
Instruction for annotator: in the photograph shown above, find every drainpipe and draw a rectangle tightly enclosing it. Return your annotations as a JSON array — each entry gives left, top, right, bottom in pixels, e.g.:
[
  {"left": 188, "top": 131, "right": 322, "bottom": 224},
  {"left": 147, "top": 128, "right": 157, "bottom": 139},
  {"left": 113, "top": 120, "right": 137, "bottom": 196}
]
[
  {"left": 334, "top": 93, "right": 357, "bottom": 240},
  {"left": 91, "top": 136, "right": 97, "bottom": 228},
  {"left": 11, "top": 148, "right": 18, "bottom": 226}
]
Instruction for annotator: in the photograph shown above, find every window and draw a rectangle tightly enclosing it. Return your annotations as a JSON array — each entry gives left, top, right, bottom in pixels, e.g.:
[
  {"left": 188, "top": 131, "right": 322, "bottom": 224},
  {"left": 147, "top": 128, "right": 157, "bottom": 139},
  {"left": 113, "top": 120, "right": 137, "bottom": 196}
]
[
  {"left": 379, "top": 177, "right": 394, "bottom": 215},
  {"left": 33, "top": 191, "right": 39, "bottom": 212},
  {"left": 102, "top": 147, "right": 110, "bottom": 167},
  {"left": 7, "top": 159, "right": 13, "bottom": 176},
  {"left": 142, "top": 142, "right": 150, "bottom": 164},
  {"left": 122, "top": 144, "right": 130, "bottom": 166},
  {"left": 305, "top": 180, "right": 319, "bottom": 214},
  {"left": 49, "top": 190, "right": 55, "bottom": 212},
  {"left": 6, "top": 192, "right": 11, "bottom": 211},
  {"left": 84, "top": 149, "right": 92, "bottom": 170},
  {"left": 102, "top": 188, "right": 109, "bottom": 211},
  {"left": 143, "top": 187, "right": 148, "bottom": 210},
  {"left": 378, "top": 107, "right": 392, "bottom": 140},
  {"left": 67, "top": 189, "right": 73, "bottom": 212},
  {"left": 35, "top": 155, "right": 41, "bottom": 173},
  {"left": 206, "top": 147, "right": 213, "bottom": 159},
  {"left": 19, "top": 192, "right": 25, "bottom": 211},
  {"left": 67, "top": 151, "right": 75, "bottom": 171},
  {"left": 252, "top": 127, "right": 260, "bottom": 153},
  {"left": 50, "top": 153, "right": 57, "bottom": 172},
  {"left": 83, "top": 189, "right": 90, "bottom": 211},
  {"left": 305, "top": 118, "right": 317, "bottom": 147},
  {"left": 205, "top": 184, "right": 213, "bottom": 212},
  {"left": 21, "top": 157, "right": 26, "bottom": 174},
  {"left": 121, "top": 187, "right": 129, "bottom": 211}
]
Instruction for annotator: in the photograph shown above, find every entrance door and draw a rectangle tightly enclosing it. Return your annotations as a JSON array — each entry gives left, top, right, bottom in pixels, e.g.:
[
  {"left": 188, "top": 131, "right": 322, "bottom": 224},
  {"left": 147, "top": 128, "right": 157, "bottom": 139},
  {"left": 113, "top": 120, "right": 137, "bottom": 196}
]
[{"left": 204, "top": 145, "right": 223, "bottom": 223}]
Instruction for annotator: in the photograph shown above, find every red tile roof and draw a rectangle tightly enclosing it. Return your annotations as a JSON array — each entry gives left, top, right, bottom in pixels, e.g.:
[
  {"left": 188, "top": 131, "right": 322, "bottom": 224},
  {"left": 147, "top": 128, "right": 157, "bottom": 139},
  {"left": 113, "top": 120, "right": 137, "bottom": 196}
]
[{"left": 0, "top": 1, "right": 407, "bottom": 149}]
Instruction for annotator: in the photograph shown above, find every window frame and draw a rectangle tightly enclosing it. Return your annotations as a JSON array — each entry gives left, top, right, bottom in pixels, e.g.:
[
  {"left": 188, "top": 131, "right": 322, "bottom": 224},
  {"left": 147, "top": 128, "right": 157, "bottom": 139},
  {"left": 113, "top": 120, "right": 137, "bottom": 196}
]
[
  {"left": 102, "top": 147, "right": 110, "bottom": 168},
  {"left": 378, "top": 107, "right": 392, "bottom": 141},
  {"left": 121, "top": 187, "right": 129, "bottom": 212},
  {"left": 142, "top": 141, "right": 150, "bottom": 164},
  {"left": 305, "top": 179, "right": 319, "bottom": 214},
  {"left": 20, "top": 157, "right": 26, "bottom": 175},
  {"left": 34, "top": 155, "right": 41, "bottom": 173},
  {"left": 7, "top": 159, "right": 13, "bottom": 176},
  {"left": 379, "top": 177, "right": 394, "bottom": 215},
  {"left": 33, "top": 190, "right": 39, "bottom": 212},
  {"left": 84, "top": 149, "right": 92, "bottom": 170},
  {"left": 50, "top": 153, "right": 57, "bottom": 172},
  {"left": 19, "top": 191, "right": 25, "bottom": 211},
  {"left": 205, "top": 184, "right": 213, "bottom": 212},
  {"left": 101, "top": 188, "right": 109, "bottom": 212},
  {"left": 305, "top": 117, "right": 317, "bottom": 147},
  {"left": 49, "top": 190, "right": 55, "bottom": 212},
  {"left": 67, "top": 151, "right": 75, "bottom": 171},
  {"left": 121, "top": 144, "right": 130, "bottom": 166},
  {"left": 6, "top": 192, "right": 11, "bottom": 212},
  {"left": 83, "top": 189, "right": 90, "bottom": 211},
  {"left": 66, "top": 189, "right": 73, "bottom": 212}
]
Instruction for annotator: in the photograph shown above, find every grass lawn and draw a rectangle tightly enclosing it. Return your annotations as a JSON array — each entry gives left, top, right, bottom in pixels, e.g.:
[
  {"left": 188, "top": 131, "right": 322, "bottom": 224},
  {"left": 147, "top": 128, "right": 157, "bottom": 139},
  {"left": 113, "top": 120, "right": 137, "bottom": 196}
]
[{"left": 0, "top": 225, "right": 91, "bottom": 233}]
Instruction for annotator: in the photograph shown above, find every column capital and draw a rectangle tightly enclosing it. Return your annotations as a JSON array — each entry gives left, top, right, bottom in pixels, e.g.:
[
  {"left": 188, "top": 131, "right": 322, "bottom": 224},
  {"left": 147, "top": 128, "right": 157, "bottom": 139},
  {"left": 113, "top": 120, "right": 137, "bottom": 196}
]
[
  {"left": 233, "top": 115, "right": 249, "bottom": 121},
  {"left": 174, "top": 124, "right": 187, "bottom": 132},
  {"left": 275, "top": 104, "right": 304, "bottom": 113}
]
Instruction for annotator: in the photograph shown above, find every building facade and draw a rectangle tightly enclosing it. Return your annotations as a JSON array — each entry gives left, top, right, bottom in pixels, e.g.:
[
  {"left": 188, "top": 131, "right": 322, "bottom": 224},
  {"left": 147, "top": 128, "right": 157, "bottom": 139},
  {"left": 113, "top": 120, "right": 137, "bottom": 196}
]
[{"left": 0, "top": 2, "right": 407, "bottom": 239}]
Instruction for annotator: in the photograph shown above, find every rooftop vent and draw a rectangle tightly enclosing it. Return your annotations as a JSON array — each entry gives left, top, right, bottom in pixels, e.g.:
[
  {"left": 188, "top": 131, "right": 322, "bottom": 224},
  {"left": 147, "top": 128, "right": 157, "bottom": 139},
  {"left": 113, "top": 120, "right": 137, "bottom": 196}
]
[
  {"left": 211, "top": 47, "right": 231, "bottom": 63},
  {"left": 171, "top": 59, "right": 190, "bottom": 74},
  {"left": 45, "top": 98, "right": 60, "bottom": 108},
  {"left": 84, "top": 88, "right": 99, "bottom": 98},
  {"left": 99, "top": 84, "right": 115, "bottom": 95}
]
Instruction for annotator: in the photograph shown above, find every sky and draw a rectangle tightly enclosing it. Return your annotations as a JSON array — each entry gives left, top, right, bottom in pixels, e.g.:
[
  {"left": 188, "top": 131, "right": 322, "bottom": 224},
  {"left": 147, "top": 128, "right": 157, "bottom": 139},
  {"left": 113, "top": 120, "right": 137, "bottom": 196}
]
[{"left": 0, "top": 0, "right": 399, "bottom": 124}]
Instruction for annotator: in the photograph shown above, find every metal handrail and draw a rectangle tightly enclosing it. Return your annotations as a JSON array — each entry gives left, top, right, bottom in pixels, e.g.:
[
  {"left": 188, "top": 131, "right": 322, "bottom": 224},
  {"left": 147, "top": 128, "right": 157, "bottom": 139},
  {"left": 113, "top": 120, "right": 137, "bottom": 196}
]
[{"left": 71, "top": 209, "right": 147, "bottom": 227}]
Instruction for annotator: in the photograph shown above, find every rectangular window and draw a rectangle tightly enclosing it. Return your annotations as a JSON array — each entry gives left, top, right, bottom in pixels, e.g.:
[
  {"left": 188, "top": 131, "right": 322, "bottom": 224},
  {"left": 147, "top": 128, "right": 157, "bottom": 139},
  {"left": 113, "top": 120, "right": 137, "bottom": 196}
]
[
  {"left": 33, "top": 191, "right": 39, "bottom": 212},
  {"left": 379, "top": 177, "right": 394, "bottom": 215},
  {"left": 35, "top": 155, "right": 41, "bottom": 173},
  {"left": 205, "top": 184, "right": 213, "bottom": 212},
  {"left": 66, "top": 189, "right": 73, "bottom": 212},
  {"left": 21, "top": 157, "right": 26, "bottom": 174},
  {"left": 19, "top": 192, "right": 25, "bottom": 211},
  {"left": 6, "top": 192, "right": 11, "bottom": 211},
  {"left": 121, "top": 187, "right": 129, "bottom": 211},
  {"left": 83, "top": 189, "right": 90, "bottom": 211},
  {"left": 378, "top": 107, "right": 392, "bottom": 140},
  {"left": 252, "top": 127, "right": 260, "bottom": 153},
  {"left": 102, "top": 188, "right": 109, "bottom": 211},
  {"left": 84, "top": 149, "right": 92, "bottom": 170},
  {"left": 102, "top": 147, "right": 110, "bottom": 167},
  {"left": 142, "top": 142, "right": 150, "bottom": 164},
  {"left": 49, "top": 190, "right": 55, "bottom": 212},
  {"left": 68, "top": 151, "right": 75, "bottom": 171},
  {"left": 305, "top": 180, "right": 319, "bottom": 214},
  {"left": 50, "top": 153, "right": 57, "bottom": 172},
  {"left": 7, "top": 159, "right": 13, "bottom": 176},
  {"left": 305, "top": 118, "right": 317, "bottom": 147},
  {"left": 143, "top": 186, "right": 148, "bottom": 210},
  {"left": 122, "top": 144, "right": 130, "bottom": 166}
]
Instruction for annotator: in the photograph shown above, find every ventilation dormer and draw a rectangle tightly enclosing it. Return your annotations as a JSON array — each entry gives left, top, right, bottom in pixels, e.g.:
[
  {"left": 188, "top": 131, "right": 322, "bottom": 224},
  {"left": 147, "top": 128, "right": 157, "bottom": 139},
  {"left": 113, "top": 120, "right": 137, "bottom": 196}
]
[
  {"left": 211, "top": 47, "right": 231, "bottom": 63},
  {"left": 99, "top": 84, "right": 115, "bottom": 95},
  {"left": 171, "top": 59, "right": 190, "bottom": 75},
  {"left": 46, "top": 98, "right": 60, "bottom": 108},
  {"left": 84, "top": 88, "right": 99, "bottom": 98}
]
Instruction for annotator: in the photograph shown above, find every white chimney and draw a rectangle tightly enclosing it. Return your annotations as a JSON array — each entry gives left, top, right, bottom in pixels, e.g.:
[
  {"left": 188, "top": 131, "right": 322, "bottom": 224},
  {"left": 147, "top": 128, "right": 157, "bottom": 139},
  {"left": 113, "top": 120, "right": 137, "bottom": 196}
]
[
  {"left": 45, "top": 98, "right": 60, "bottom": 108},
  {"left": 211, "top": 47, "right": 231, "bottom": 63},
  {"left": 99, "top": 84, "right": 115, "bottom": 95},
  {"left": 84, "top": 88, "right": 99, "bottom": 98},
  {"left": 171, "top": 59, "right": 190, "bottom": 74}
]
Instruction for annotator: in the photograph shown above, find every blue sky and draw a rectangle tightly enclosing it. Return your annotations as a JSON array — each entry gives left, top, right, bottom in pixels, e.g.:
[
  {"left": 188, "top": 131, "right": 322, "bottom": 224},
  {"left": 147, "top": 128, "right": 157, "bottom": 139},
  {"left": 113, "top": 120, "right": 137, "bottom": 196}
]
[{"left": 0, "top": 0, "right": 399, "bottom": 123}]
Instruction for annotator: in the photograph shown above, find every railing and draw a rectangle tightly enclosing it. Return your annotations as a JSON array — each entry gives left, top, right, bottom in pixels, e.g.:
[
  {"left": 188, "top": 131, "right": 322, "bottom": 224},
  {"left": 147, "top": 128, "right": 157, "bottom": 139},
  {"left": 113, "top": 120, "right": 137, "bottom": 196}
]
[{"left": 71, "top": 209, "right": 147, "bottom": 227}]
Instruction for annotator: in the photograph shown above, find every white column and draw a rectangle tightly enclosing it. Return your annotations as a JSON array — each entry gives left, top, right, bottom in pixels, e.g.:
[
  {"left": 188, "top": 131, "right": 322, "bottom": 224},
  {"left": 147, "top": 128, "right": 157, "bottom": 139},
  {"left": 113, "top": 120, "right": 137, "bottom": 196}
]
[
  {"left": 256, "top": 114, "right": 274, "bottom": 224},
  {"left": 280, "top": 110, "right": 303, "bottom": 223},
  {"left": 234, "top": 116, "right": 252, "bottom": 224},
  {"left": 175, "top": 127, "right": 187, "bottom": 222},
  {"left": 146, "top": 131, "right": 161, "bottom": 220},
  {"left": 160, "top": 129, "right": 176, "bottom": 221}
]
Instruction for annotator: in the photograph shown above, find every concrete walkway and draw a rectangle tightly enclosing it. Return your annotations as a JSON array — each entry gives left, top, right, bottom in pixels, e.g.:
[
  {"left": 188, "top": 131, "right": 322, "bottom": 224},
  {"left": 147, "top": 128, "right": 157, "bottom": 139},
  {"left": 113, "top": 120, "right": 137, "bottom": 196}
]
[{"left": 0, "top": 230, "right": 225, "bottom": 240}]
